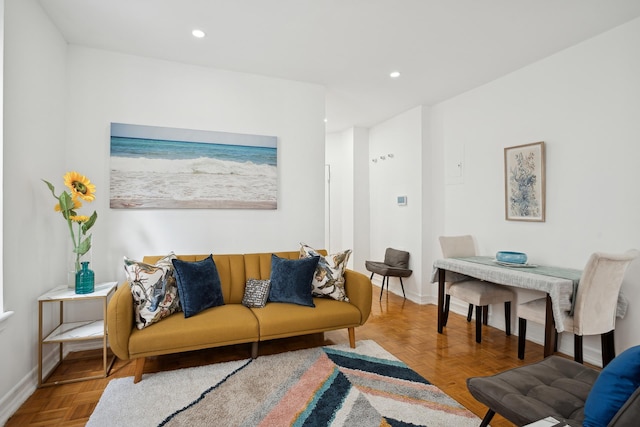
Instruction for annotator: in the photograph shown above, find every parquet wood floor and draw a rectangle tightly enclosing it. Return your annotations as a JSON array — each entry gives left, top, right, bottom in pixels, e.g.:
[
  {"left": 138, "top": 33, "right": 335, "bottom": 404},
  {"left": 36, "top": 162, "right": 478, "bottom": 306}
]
[{"left": 6, "top": 287, "right": 577, "bottom": 426}]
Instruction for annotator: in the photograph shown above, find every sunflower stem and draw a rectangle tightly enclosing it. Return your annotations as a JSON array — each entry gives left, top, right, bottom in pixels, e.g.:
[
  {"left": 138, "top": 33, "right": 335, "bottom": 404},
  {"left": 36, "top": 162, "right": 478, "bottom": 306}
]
[{"left": 65, "top": 210, "right": 81, "bottom": 272}]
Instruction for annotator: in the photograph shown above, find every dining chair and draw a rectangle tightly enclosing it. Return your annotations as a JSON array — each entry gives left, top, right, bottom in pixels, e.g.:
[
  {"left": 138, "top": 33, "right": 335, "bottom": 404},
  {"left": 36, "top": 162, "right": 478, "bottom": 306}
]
[
  {"left": 517, "top": 250, "right": 639, "bottom": 367},
  {"left": 438, "top": 235, "right": 513, "bottom": 343},
  {"left": 365, "top": 248, "right": 412, "bottom": 300}
]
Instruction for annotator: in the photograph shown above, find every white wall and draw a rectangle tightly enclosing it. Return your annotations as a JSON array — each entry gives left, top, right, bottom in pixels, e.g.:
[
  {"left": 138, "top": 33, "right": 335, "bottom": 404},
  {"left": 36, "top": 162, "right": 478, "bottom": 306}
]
[
  {"left": 326, "top": 130, "right": 353, "bottom": 258},
  {"left": 325, "top": 127, "right": 369, "bottom": 272},
  {"left": 1, "top": 0, "right": 326, "bottom": 421},
  {"left": 352, "top": 127, "right": 370, "bottom": 273},
  {"left": 368, "top": 106, "right": 424, "bottom": 300},
  {"left": 431, "top": 17, "right": 640, "bottom": 363},
  {"left": 1, "top": 0, "right": 68, "bottom": 421},
  {"left": 65, "top": 46, "right": 326, "bottom": 283}
]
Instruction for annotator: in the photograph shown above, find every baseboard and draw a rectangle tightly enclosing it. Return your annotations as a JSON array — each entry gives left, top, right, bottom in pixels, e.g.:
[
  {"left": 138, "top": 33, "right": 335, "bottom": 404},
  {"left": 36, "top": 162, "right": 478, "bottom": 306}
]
[
  {"left": 372, "top": 278, "right": 431, "bottom": 304},
  {"left": 0, "top": 341, "right": 104, "bottom": 424},
  {"left": 0, "top": 367, "right": 35, "bottom": 426}
]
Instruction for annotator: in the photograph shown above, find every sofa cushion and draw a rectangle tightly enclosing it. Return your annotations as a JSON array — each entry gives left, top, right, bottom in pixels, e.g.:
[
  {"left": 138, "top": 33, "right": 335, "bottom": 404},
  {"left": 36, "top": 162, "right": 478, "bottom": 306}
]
[
  {"left": 300, "top": 243, "right": 351, "bottom": 302},
  {"left": 242, "top": 279, "right": 271, "bottom": 308},
  {"left": 268, "top": 254, "right": 319, "bottom": 307},
  {"left": 128, "top": 304, "right": 259, "bottom": 358},
  {"left": 251, "top": 297, "right": 362, "bottom": 340},
  {"left": 584, "top": 345, "right": 640, "bottom": 427},
  {"left": 124, "top": 252, "right": 181, "bottom": 330},
  {"left": 172, "top": 255, "right": 225, "bottom": 318}
]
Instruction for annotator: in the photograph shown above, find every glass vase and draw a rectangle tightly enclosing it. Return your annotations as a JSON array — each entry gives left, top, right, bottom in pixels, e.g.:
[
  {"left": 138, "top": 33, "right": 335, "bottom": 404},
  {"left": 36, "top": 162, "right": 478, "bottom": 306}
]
[
  {"left": 68, "top": 241, "right": 92, "bottom": 288},
  {"left": 75, "top": 261, "right": 95, "bottom": 294}
]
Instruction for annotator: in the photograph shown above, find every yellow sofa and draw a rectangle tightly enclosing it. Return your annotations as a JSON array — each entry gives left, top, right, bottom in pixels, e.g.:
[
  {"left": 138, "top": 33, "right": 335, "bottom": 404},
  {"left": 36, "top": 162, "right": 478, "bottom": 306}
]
[{"left": 107, "top": 251, "right": 372, "bottom": 383}]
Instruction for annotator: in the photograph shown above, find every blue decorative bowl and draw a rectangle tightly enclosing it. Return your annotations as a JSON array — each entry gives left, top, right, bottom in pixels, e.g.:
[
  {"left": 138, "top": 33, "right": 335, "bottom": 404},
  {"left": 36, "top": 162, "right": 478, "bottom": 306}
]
[{"left": 496, "top": 251, "right": 528, "bottom": 264}]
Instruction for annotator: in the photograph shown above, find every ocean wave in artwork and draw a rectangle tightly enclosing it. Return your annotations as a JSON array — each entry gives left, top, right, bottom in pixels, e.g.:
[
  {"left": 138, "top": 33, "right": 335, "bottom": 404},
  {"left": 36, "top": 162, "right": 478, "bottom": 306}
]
[{"left": 110, "top": 157, "right": 277, "bottom": 208}]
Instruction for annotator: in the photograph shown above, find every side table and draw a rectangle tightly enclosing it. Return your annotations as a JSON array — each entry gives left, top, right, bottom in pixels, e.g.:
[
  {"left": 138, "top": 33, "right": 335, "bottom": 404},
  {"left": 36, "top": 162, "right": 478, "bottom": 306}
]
[{"left": 38, "top": 281, "right": 118, "bottom": 387}]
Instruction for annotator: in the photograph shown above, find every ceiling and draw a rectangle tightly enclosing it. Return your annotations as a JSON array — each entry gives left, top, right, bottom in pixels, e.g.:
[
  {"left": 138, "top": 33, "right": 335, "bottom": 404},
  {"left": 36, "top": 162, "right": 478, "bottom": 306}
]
[{"left": 38, "top": 0, "right": 640, "bottom": 133}]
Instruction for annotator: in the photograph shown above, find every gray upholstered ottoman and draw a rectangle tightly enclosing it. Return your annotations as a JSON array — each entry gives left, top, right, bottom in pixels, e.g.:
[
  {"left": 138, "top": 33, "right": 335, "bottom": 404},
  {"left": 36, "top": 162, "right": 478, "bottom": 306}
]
[
  {"left": 467, "top": 356, "right": 597, "bottom": 426},
  {"left": 467, "top": 352, "right": 640, "bottom": 427}
]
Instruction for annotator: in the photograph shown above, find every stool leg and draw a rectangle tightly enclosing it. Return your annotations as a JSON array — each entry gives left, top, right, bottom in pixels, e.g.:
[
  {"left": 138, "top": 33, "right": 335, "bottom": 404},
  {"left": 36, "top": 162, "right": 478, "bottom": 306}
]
[
  {"left": 466, "top": 304, "right": 473, "bottom": 322},
  {"left": 518, "top": 318, "right": 527, "bottom": 359},
  {"left": 482, "top": 306, "right": 489, "bottom": 325},
  {"left": 480, "top": 409, "right": 495, "bottom": 427},
  {"left": 504, "top": 301, "right": 511, "bottom": 336},
  {"left": 399, "top": 277, "right": 406, "bottom": 299},
  {"left": 475, "top": 305, "right": 482, "bottom": 343}
]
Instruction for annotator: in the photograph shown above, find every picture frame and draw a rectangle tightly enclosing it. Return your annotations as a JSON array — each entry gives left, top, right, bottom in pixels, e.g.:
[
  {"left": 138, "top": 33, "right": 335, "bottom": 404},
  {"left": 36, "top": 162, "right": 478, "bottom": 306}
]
[
  {"left": 504, "top": 141, "right": 545, "bottom": 222},
  {"left": 110, "top": 123, "right": 278, "bottom": 209}
]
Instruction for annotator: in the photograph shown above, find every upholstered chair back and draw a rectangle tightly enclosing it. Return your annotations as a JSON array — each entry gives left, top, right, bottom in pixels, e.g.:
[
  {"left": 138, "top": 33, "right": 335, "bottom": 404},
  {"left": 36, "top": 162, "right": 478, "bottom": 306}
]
[
  {"left": 438, "top": 235, "right": 477, "bottom": 258},
  {"left": 383, "top": 248, "right": 410, "bottom": 268},
  {"left": 573, "top": 250, "right": 639, "bottom": 336}
]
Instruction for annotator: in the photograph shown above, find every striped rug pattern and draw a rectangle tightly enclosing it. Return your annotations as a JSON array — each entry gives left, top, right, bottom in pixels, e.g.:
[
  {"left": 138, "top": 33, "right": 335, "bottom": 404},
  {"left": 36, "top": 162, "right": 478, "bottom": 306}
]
[{"left": 89, "top": 341, "right": 482, "bottom": 427}]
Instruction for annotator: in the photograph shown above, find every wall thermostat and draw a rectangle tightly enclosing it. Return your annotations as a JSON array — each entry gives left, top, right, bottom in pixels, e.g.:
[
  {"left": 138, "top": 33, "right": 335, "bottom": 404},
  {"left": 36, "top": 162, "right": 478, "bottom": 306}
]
[{"left": 397, "top": 196, "right": 407, "bottom": 206}]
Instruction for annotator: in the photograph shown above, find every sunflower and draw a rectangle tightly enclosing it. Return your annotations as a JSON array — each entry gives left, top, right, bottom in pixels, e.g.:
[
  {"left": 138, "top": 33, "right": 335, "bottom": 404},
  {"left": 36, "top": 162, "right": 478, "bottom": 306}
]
[
  {"left": 70, "top": 215, "right": 90, "bottom": 223},
  {"left": 64, "top": 171, "right": 96, "bottom": 202},
  {"left": 54, "top": 197, "right": 82, "bottom": 212}
]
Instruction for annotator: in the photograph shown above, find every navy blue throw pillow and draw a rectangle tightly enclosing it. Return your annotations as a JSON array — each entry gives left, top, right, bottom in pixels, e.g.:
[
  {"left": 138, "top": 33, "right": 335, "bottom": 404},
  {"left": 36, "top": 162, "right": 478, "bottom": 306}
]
[
  {"left": 268, "top": 254, "right": 319, "bottom": 307},
  {"left": 583, "top": 345, "right": 640, "bottom": 427},
  {"left": 172, "top": 255, "right": 224, "bottom": 318}
]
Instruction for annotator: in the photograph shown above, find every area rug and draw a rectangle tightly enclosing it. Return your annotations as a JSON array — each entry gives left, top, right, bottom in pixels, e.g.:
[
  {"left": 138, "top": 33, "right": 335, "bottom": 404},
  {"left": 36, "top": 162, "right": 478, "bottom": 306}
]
[{"left": 87, "top": 340, "right": 482, "bottom": 426}]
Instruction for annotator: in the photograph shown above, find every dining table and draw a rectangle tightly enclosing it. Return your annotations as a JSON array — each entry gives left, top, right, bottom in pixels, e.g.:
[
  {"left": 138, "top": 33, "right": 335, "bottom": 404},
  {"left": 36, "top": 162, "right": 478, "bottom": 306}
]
[{"left": 432, "top": 256, "right": 628, "bottom": 357}]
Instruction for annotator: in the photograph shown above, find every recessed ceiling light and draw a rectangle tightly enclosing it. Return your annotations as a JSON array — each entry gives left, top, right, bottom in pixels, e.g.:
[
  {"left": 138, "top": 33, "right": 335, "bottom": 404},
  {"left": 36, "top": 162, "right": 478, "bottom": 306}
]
[
  {"left": 389, "top": 71, "right": 401, "bottom": 79},
  {"left": 192, "top": 29, "right": 206, "bottom": 38}
]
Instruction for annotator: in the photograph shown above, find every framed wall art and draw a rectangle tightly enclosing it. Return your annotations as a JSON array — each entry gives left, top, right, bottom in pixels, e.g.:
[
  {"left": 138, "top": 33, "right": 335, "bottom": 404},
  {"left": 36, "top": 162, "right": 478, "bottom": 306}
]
[
  {"left": 504, "top": 141, "right": 545, "bottom": 222},
  {"left": 110, "top": 123, "right": 277, "bottom": 209}
]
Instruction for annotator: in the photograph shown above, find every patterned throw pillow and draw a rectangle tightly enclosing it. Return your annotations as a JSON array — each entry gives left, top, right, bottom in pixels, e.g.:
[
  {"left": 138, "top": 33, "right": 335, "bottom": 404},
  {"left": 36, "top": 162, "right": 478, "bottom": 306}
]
[
  {"left": 124, "top": 253, "right": 181, "bottom": 329},
  {"left": 299, "top": 243, "right": 352, "bottom": 302},
  {"left": 242, "top": 279, "right": 271, "bottom": 308}
]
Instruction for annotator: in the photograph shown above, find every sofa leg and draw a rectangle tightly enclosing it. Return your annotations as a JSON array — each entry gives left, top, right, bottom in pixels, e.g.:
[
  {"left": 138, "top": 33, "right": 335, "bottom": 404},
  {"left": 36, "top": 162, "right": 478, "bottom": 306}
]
[
  {"left": 251, "top": 342, "right": 259, "bottom": 359},
  {"left": 348, "top": 327, "right": 356, "bottom": 348},
  {"left": 134, "top": 357, "right": 146, "bottom": 384}
]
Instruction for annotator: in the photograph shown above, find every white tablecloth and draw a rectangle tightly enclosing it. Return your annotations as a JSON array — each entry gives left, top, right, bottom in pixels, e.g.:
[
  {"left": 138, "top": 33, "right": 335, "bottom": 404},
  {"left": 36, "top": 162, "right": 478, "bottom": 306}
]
[{"left": 432, "top": 257, "right": 628, "bottom": 333}]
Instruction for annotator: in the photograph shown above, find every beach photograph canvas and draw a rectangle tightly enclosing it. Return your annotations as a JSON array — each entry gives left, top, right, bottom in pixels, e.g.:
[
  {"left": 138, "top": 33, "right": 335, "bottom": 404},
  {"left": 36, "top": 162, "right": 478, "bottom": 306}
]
[{"left": 110, "top": 123, "right": 278, "bottom": 209}]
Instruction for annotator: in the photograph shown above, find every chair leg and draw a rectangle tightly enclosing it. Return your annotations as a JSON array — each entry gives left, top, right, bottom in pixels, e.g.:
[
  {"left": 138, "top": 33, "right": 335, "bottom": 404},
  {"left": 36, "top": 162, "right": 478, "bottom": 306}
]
[
  {"left": 369, "top": 272, "right": 374, "bottom": 280},
  {"left": 482, "top": 306, "right": 489, "bottom": 325},
  {"left": 504, "top": 301, "right": 511, "bottom": 336},
  {"left": 443, "top": 294, "right": 451, "bottom": 326},
  {"left": 574, "top": 335, "right": 584, "bottom": 364},
  {"left": 475, "top": 305, "right": 483, "bottom": 343},
  {"left": 479, "top": 409, "right": 496, "bottom": 427},
  {"left": 554, "top": 330, "right": 559, "bottom": 352},
  {"left": 379, "top": 276, "right": 386, "bottom": 300},
  {"left": 399, "top": 277, "right": 406, "bottom": 299},
  {"left": 466, "top": 304, "right": 473, "bottom": 322},
  {"left": 518, "top": 318, "right": 527, "bottom": 360},
  {"left": 601, "top": 330, "right": 616, "bottom": 367}
]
